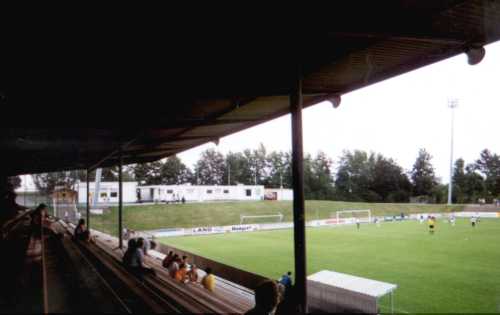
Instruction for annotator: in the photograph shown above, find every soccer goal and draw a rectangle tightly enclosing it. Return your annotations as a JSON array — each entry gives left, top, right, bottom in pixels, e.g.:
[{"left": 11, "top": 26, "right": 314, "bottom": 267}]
[
  {"left": 240, "top": 212, "right": 284, "bottom": 224},
  {"left": 333, "top": 209, "right": 371, "bottom": 225}
]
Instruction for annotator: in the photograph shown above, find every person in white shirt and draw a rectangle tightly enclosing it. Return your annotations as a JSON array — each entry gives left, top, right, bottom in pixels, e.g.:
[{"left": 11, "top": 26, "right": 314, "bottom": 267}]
[
  {"left": 355, "top": 218, "right": 360, "bottom": 230},
  {"left": 470, "top": 216, "right": 477, "bottom": 227}
]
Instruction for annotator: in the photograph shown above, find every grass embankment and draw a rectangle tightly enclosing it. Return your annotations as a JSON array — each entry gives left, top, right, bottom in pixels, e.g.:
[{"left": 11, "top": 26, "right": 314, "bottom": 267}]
[{"left": 87, "top": 200, "right": 464, "bottom": 236}]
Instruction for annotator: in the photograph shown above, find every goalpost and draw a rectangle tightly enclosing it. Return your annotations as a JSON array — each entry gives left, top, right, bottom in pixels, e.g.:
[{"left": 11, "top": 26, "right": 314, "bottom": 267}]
[
  {"left": 333, "top": 209, "right": 372, "bottom": 225},
  {"left": 240, "top": 212, "right": 284, "bottom": 224}
]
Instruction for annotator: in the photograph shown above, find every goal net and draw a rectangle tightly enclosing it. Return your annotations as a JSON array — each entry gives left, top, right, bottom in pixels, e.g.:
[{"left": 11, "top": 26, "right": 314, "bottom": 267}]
[
  {"left": 240, "top": 212, "right": 284, "bottom": 224},
  {"left": 332, "top": 210, "right": 371, "bottom": 225}
]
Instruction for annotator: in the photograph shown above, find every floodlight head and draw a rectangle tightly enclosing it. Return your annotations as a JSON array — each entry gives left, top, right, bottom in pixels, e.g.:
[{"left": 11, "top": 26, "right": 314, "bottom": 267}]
[
  {"left": 327, "top": 94, "right": 341, "bottom": 108},
  {"left": 465, "top": 45, "right": 485, "bottom": 65}
]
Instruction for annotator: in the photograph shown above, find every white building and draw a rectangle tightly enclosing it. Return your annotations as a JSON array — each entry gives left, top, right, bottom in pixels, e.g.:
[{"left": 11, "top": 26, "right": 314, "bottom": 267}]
[
  {"left": 264, "top": 188, "right": 294, "bottom": 201},
  {"left": 137, "top": 184, "right": 265, "bottom": 203},
  {"left": 16, "top": 176, "right": 279, "bottom": 204},
  {"left": 75, "top": 181, "right": 138, "bottom": 204}
]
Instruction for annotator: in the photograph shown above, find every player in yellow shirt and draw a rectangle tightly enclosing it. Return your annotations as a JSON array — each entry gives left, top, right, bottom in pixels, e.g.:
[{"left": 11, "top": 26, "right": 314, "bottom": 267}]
[
  {"left": 201, "top": 267, "right": 216, "bottom": 292},
  {"left": 428, "top": 216, "right": 435, "bottom": 234}
]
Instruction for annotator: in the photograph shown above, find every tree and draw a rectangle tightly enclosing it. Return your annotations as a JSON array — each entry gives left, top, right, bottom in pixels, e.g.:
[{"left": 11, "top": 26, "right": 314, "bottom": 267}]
[
  {"left": 334, "top": 150, "right": 411, "bottom": 202},
  {"left": 410, "top": 149, "right": 438, "bottom": 197},
  {"left": 194, "top": 149, "right": 225, "bottom": 185},
  {"left": 77, "top": 166, "right": 135, "bottom": 182},
  {"left": 474, "top": 149, "right": 500, "bottom": 200},
  {"left": 266, "top": 151, "right": 292, "bottom": 188},
  {"left": 224, "top": 152, "right": 252, "bottom": 185},
  {"left": 308, "top": 152, "right": 335, "bottom": 200},
  {"left": 431, "top": 183, "right": 449, "bottom": 204},
  {"left": 371, "top": 154, "right": 411, "bottom": 202},
  {"left": 452, "top": 158, "right": 467, "bottom": 203},
  {"left": 132, "top": 161, "right": 163, "bottom": 185},
  {"left": 33, "top": 170, "right": 79, "bottom": 195},
  {"left": 334, "top": 150, "right": 374, "bottom": 201},
  {"left": 160, "top": 156, "right": 193, "bottom": 185},
  {"left": 252, "top": 143, "right": 268, "bottom": 185},
  {"left": 463, "top": 164, "right": 486, "bottom": 203},
  {"left": 302, "top": 153, "right": 315, "bottom": 199}
]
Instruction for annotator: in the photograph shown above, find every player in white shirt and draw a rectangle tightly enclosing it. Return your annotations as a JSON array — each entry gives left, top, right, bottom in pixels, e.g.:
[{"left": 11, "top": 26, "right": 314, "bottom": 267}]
[
  {"left": 470, "top": 216, "right": 477, "bottom": 227},
  {"left": 449, "top": 214, "right": 455, "bottom": 226},
  {"left": 355, "top": 218, "right": 360, "bottom": 230}
]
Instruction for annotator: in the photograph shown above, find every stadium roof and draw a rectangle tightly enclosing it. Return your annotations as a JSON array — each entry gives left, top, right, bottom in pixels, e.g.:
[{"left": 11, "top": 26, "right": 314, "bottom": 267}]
[{"left": 2, "top": 1, "right": 500, "bottom": 176}]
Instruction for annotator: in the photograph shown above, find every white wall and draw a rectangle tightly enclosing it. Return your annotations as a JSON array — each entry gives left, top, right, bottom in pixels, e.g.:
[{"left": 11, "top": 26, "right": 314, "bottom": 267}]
[
  {"left": 138, "top": 185, "right": 265, "bottom": 202},
  {"left": 76, "top": 182, "right": 138, "bottom": 204}
]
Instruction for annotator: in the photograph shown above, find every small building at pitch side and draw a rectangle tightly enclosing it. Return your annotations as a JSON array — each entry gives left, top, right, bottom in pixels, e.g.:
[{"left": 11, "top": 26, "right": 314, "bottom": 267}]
[
  {"left": 137, "top": 184, "right": 266, "bottom": 203},
  {"left": 75, "top": 181, "right": 139, "bottom": 204}
]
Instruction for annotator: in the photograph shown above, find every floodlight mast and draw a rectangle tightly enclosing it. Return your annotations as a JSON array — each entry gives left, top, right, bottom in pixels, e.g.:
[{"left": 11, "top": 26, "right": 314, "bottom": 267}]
[{"left": 448, "top": 99, "right": 458, "bottom": 205}]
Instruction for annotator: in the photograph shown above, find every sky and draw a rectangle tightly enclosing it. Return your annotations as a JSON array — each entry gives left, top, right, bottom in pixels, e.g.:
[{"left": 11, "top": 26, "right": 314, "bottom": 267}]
[{"left": 177, "top": 41, "right": 500, "bottom": 184}]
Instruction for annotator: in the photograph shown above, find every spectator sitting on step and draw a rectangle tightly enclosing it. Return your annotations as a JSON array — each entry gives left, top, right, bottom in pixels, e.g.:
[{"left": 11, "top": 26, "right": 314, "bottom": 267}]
[
  {"left": 168, "top": 255, "right": 181, "bottom": 278},
  {"left": 162, "top": 251, "right": 174, "bottom": 268},
  {"left": 74, "top": 218, "right": 90, "bottom": 242},
  {"left": 175, "top": 263, "right": 189, "bottom": 283},
  {"left": 123, "top": 238, "right": 156, "bottom": 278},
  {"left": 278, "top": 271, "right": 292, "bottom": 293},
  {"left": 135, "top": 237, "right": 157, "bottom": 257},
  {"left": 149, "top": 240, "right": 157, "bottom": 253},
  {"left": 128, "top": 229, "right": 136, "bottom": 240},
  {"left": 187, "top": 264, "right": 199, "bottom": 283},
  {"left": 123, "top": 238, "right": 137, "bottom": 266},
  {"left": 31, "top": 203, "right": 54, "bottom": 238},
  {"left": 245, "top": 280, "right": 279, "bottom": 315},
  {"left": 201, "top": 267, "right": 216, "bottom": 292},
  {"left": 275, "top": 281, "right": 286, "bottom": 306},
  {"left": 181, "top": 255, "right": 188, "bottom": 265},
  {"left": 123, "top": 228, "right": 130, "bottom": 241}
]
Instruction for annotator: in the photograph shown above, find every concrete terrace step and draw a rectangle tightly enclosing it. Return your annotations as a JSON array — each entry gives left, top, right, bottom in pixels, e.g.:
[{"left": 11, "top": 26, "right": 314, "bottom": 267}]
[{"left": 88, "top": 229, "right": 255, "bottom": 312}]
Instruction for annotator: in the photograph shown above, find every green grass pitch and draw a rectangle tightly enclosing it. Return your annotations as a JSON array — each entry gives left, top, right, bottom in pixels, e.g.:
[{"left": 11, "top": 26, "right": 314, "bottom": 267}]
[{"left": 160, "top": 219, "right": 500, "bottom": 314}]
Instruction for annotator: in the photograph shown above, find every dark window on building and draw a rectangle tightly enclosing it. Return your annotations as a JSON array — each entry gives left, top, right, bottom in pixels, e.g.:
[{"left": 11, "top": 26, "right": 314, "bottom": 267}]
[
  {"left": 100, "top": 192, "right": 107, "bottom": 198},
  {"left": 167, "top": 190, "right": 173, "bottom": 194},
  {"left": 207, "top": 190, "right": 213, "bottom": 194},
  {"left": 246, "top": 189, "right": 252, "bottom": 196},
  {"left": 223, "top": 190, "right": 229, "bottom": 194},
  {"left": 110, "top": 192, "right": 118, "bottom": 198}
]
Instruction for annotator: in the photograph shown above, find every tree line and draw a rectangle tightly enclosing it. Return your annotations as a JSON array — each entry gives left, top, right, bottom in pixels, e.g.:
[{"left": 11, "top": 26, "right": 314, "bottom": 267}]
[{"left": 25, "top": 145, "right": 500, "bottom": 203}]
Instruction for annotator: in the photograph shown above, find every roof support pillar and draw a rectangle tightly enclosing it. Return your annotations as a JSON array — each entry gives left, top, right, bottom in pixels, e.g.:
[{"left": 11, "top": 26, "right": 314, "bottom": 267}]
[
  {"left": 86, "top": 168, "right": 90, "bottom": 229},
  {"left": 291, "top": 65, "right": 307, "bottom": 314},
  {"left": 118, "top": 150, "right": 123, "bottom": 250}
]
